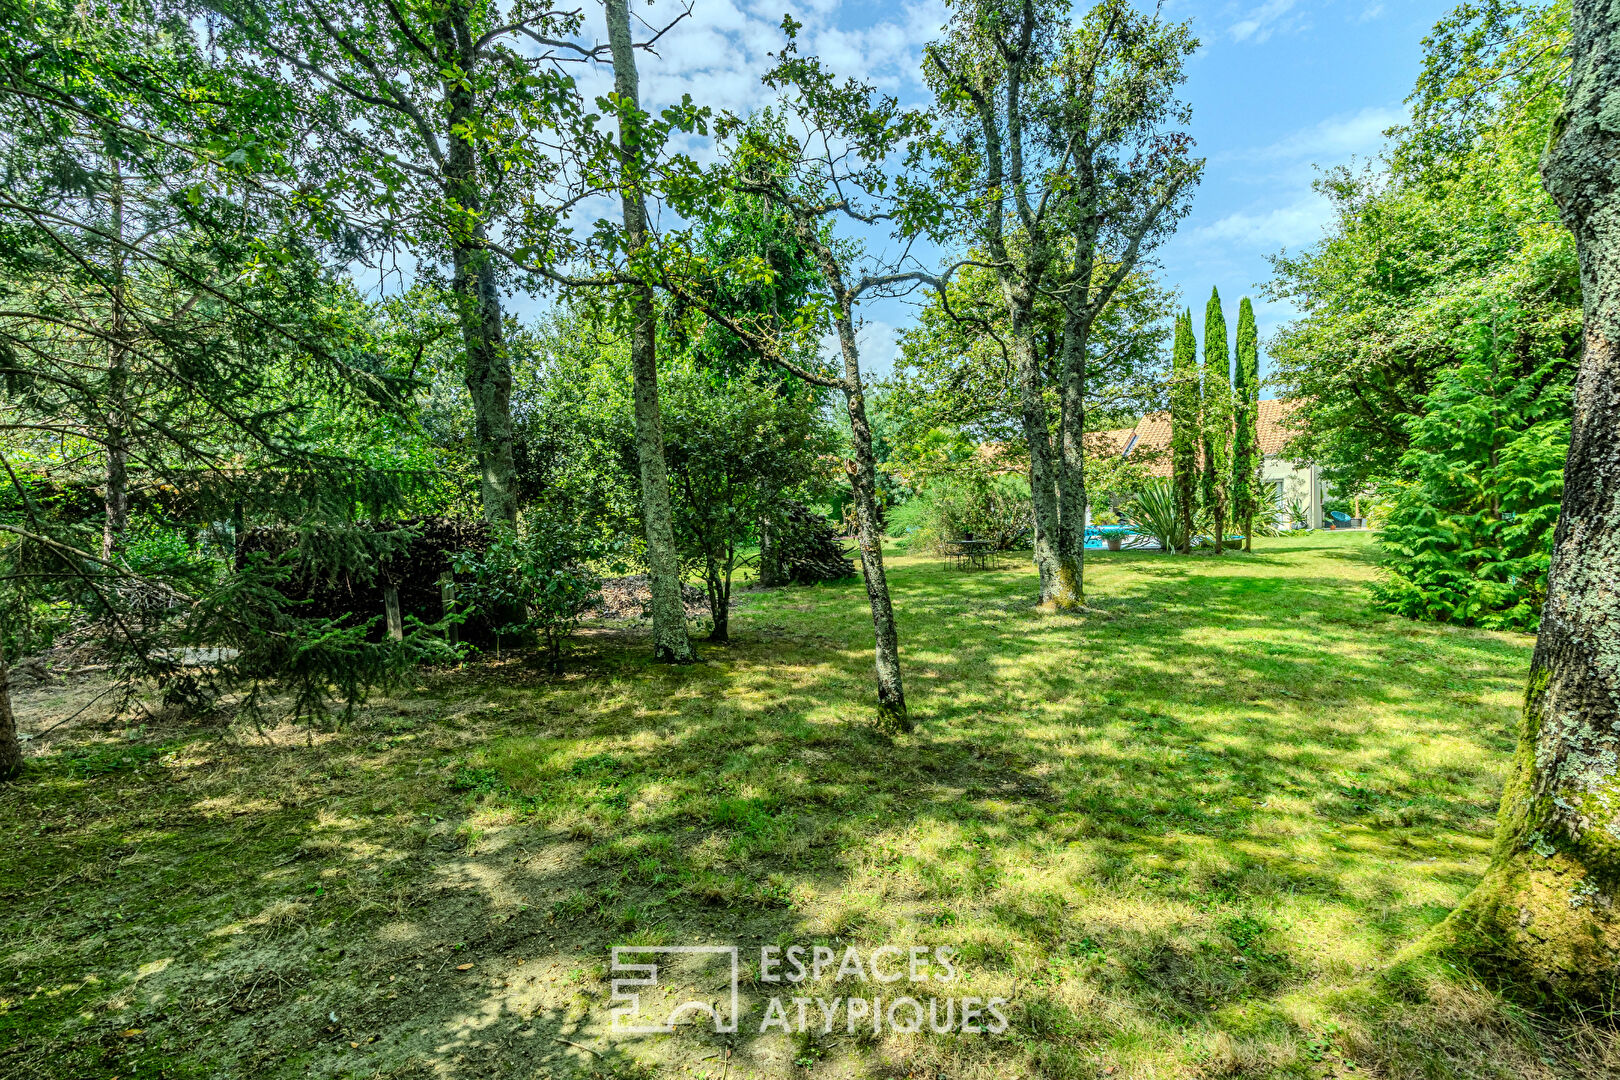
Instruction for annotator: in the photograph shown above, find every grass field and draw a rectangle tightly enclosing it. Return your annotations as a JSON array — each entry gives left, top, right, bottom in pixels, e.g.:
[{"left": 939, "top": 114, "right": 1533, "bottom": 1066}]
[{"left": 2, "top": 532, "right": 1608, "bottom": 1079}]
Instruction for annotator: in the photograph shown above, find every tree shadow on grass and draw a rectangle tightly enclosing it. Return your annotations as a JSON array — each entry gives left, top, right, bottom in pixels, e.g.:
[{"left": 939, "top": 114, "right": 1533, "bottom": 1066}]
[{"left": 0, "top": 538, "right": 1541, "bottom": 1078}]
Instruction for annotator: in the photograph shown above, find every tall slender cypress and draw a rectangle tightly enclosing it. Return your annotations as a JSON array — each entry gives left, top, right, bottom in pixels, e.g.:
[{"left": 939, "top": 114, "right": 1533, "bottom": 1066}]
[
  {"left": 1232, "top": 297, "right": 1262, "bottom": 552},
  {"left": 1201, "top": 288, "right": 1234, "bottom": 555},
  {"left": 1170, "top": 310, "right": 1200, "bottom": 555}
]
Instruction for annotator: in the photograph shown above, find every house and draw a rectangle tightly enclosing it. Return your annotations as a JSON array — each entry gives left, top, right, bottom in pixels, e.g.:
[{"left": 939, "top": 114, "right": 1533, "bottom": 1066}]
[{"left": 1094, "top": 398, "right": 1324, "bottom": 529}]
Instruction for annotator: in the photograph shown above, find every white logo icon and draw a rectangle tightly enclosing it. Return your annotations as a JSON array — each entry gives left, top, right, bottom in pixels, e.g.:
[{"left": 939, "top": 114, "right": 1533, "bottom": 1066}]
[{"left": 609, "top": 946, "right": 740, "bottom": 1034}]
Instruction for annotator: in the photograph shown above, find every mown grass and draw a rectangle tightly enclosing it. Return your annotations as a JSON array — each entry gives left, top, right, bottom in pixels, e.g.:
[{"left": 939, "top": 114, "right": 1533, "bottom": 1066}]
[{"left": 1, "top": 533, "right": 1610, "bottom": 1079}]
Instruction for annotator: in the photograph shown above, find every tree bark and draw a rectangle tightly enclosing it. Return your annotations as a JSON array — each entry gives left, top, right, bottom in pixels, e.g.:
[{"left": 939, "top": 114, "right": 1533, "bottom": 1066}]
[
  {"left": 0, "top": 653, "right": 20, "bottom": 783},
  {"left": 1006, "top": 287, "right": 1065, "bottom": 605},
  {"left": 1052, "top": 302, "right": 1091, "bottom": 609},
  {"left": 604, "top": 0, "right": 695, "bottom": 664},
  {"left": 102, "top": 170, "right": 130, "bottom": 561},
  {"left": 440, "top": 5, "right": 517, "bottom": 527},
  {"left": 834, "top": 307, "right": 908, "bottom": 728},
  {"left": 1439, "top": 0, "right": 1620, "bottom": 1001}
]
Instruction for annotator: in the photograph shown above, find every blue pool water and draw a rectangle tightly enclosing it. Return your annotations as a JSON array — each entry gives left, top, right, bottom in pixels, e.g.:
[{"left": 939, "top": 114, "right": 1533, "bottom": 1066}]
[{"left": 1084, "top": 526, "right": 1143, "bottom": 550}]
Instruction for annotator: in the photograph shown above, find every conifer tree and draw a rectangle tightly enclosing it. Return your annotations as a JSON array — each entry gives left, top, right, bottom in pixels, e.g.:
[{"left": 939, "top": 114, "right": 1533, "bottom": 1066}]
[
  {"left": 1170, "top": 310, "right": 1199, "bottom": 555},
  {"left": 1201, "top": 288, "right": 1234, "bottom": 554},
  {"left": 1232, "top": 297, "right": 1262, "bottom": 552}
]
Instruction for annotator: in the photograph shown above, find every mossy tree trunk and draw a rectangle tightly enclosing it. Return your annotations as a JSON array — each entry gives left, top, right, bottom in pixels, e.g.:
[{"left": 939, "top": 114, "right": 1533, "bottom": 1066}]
[
  {"left": 436, "top": 3, "right": 517, "bottom": 529},
  {"left": 0, "top": 654, "right": 19, "bottom": 782},
  {"left": 832, "top": 302, "right": 907, "bottom": 728},
  {"left": 604, "top": 0, "right": 694, "bottom": 664},
  {"left": 1442, "top": 0, "right": 1620, "bottom": 1001},
  {"left": 1005, "top": 284, "right": 1068, "bottom": 606}
]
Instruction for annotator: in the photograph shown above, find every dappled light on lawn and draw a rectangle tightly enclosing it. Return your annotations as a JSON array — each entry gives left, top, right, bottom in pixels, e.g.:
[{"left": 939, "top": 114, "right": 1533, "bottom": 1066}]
[{"left": 3, "top": 534, "right": 1592, "bottom": 1079}]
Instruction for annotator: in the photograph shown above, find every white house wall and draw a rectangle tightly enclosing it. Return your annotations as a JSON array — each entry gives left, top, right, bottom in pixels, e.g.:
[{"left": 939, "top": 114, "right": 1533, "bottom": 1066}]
[{"left": 1258, "top": 456, "right": 1323, "bottom": 529}]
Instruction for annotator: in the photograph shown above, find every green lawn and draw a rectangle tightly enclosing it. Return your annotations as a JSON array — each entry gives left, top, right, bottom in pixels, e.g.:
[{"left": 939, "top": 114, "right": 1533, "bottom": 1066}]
[{"left": 3, "top": 533, "right": 1600, "bottom": 1079}]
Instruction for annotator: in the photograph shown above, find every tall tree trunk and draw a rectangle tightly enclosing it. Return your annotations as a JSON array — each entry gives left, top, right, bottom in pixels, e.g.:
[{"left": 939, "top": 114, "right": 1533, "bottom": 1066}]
[
  {"left": 440, "top": 7, "right": 517, "bottom": 527},
  {"left": 102, "top": 171, "right": 130, "bottom": 561},
  {"left": 1051, "top": 304, "right": 1090, "bottom": 609},
  {"left": 455, "top": 247, "right": 517, "bottom": 526},
  {"left": 604, "top": 0, "right": 695, "bottom": 664},
  {"left": 1439, "top": 0, "right": 1620, "bottom": 1001},
  {"left": 0, "top": 652, "right": 19, "bottom": 782},
  {"left": 1006, "top": 287, "right": 1063, "bottom": 603},
  {"left": 833, "top": 308, "right": 907, "bottom": 728}
]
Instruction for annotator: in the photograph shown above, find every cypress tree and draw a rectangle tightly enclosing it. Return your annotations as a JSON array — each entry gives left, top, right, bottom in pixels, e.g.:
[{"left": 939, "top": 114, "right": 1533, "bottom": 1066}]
[
  {"left": 1201, "top": 288, "right": 1235, "bottom": 554},
  {"left": 1232, "top": 298, "right": 1262, "bottom": 552},
  {"left": 1170, "top": 310, "right": 1200, "bottom": 555}
]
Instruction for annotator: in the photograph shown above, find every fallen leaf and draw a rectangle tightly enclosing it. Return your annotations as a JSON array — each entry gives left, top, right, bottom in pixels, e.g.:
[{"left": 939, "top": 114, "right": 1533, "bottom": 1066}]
[
  {"left": 457, "top": 963, "right": 474, "bottom": 971},
  {"left": 120, "top": 1029, "right": 142, "bottom": 1038},
  {"left": 350, "top": 1041, "right": 359, "bottom": 1049}
]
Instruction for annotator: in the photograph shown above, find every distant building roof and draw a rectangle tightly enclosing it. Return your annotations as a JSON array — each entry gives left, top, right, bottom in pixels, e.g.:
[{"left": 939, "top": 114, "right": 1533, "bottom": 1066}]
[{"left": 1110, "top": 398, "right": 1304, "bottom": 479}]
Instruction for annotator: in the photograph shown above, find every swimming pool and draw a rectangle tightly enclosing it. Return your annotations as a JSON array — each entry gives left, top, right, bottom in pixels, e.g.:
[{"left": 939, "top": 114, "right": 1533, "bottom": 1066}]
[{"left": 1085, "top": 525, "right": 1153, "bottom": 550}]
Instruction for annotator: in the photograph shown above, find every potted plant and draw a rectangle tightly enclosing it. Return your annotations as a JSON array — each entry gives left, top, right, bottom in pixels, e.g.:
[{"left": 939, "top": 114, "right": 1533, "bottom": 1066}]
[{"left": 1093, "top": 509, "right": 1124, "bottom": 550}]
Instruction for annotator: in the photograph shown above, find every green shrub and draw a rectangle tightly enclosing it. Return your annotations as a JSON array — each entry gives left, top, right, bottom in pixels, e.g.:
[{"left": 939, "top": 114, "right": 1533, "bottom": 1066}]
[
  {"left": 892, "top": 471, "right": 1032, "bottom": 554},
  {"left": 452, "top": 513, "right": 602, "bottom": 668},
  {"left": 1125, "top": 478, "right": 1186, "bottom": 552},
  {"left": 1370, "top": 328, "right": 1570, "bottom": 630}
]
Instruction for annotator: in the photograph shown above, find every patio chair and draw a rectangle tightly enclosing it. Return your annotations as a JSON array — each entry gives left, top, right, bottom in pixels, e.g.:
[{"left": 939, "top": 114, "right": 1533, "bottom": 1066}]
[{"left": 1328, "top": 511, "right": 1352, "bottom": 530}]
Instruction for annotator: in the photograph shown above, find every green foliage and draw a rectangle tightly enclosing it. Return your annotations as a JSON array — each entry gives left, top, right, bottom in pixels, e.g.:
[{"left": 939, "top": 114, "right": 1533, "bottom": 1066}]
[
  {"left": 888, "top": 260, "right": 1174, "bottom": 446},
  {"left": 892, "top": 472, "right": 1033, "bottom": 556},
  {"left": 1231, "top": 298, "right": 1262, "bottom": 534},
  {"left": 508, "top": 304, "right": 837, "bottom": 639},
  {"left": 452, "top": 516, "right": 603, "bottom": 669},
  {"left": 163, "top": 542, "right": 458, "bottom": 724},
  {"left": 1200, "top": 288, "right": 1233, "bottom": 529},
  {"left": 1266, "top": 0, "right": 1576, "bottom": 494},
  {"left": 1169, "top": 310, "right": 1200, "bottom": 552},
  {"left": 1371, "top": 323, "right": 1570, "bottom": 629},
  {"left": 1125, "top": 477, "right": 1187, "bottom": 554}
]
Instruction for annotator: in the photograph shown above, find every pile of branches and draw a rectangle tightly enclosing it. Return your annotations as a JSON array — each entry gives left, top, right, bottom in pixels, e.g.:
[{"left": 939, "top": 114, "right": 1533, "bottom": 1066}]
[
  {"left": 236, "top": 517, "right": 490, "bottom": 635},
  {"left": 773, "top": 503, "right": 857, "bottom": 584},
  {"left": 594, "top": 575, "right": 710, "bottom": 620}
]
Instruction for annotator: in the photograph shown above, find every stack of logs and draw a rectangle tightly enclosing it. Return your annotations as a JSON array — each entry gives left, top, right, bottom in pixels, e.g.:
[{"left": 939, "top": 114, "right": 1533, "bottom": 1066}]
[{"left": 235, "top": 517, "right": 492, "bottom": 643}]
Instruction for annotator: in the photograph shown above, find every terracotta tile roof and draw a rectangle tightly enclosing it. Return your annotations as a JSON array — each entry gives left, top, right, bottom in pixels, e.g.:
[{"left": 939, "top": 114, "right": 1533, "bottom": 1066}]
[
  {"left": 1087, "top": 428, "right": 1137, "bottom": 457},
  {"left": 962, "top": 400, "right": 1307, "bottom": 483},
  {"left": 1111, "top": 398, "right": 1305, "bottom": 478},
  {"left": 1254, "top": 397, "right": 1303, "bottom": 456}
]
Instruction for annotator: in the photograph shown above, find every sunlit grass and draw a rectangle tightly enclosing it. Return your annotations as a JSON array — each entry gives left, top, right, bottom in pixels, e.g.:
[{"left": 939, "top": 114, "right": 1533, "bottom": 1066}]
[{"left": 4, "top": 533, "right": 1605, "bottom": 1078}]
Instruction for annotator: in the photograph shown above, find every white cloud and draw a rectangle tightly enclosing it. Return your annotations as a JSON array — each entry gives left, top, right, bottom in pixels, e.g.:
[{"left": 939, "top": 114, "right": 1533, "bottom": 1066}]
[
  {"left": 1195, "top": 196, "right": 1334, "bottom": 250},
  {"left": 1249, "top": 104, "right": 1404, "bottom": 162},
  {"left": 1189, "top": 103, "right": 1401, "bottom": 252},
  {"left": 1229, "top": 0, "right": 1303, "bottom": 44},
  {"left": 1357, "top": 3, "right": 1386, "bottom": 23}
]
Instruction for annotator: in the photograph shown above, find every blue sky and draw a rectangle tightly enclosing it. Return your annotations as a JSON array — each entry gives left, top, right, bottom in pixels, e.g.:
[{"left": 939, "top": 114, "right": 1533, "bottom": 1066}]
[{"left": 577, "top": 0, "right": 1461, "bottom": 381}]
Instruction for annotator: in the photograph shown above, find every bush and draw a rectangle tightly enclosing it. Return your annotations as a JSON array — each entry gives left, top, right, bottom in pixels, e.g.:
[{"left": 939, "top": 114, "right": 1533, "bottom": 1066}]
[
  {"left": 1370, "top": 334, "right": 1570, "bottom": 630},
  {"left": 892, "top": 471, "right": 1032, "bottom": 554},
  {"left": 452, "top": 514, "right": 603, "bottom": 668}
]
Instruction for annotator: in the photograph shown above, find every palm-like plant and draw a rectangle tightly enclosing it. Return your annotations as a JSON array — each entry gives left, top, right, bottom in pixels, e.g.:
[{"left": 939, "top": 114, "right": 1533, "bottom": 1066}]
[{"left": 1125, "top": 478, "right": 1188, "bottom": 552}]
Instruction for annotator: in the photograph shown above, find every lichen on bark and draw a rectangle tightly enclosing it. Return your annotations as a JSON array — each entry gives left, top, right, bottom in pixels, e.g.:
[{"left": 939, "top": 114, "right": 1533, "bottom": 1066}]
[{"left": 1435, "top": 0, "right": 1620, "bottom": 1004}]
